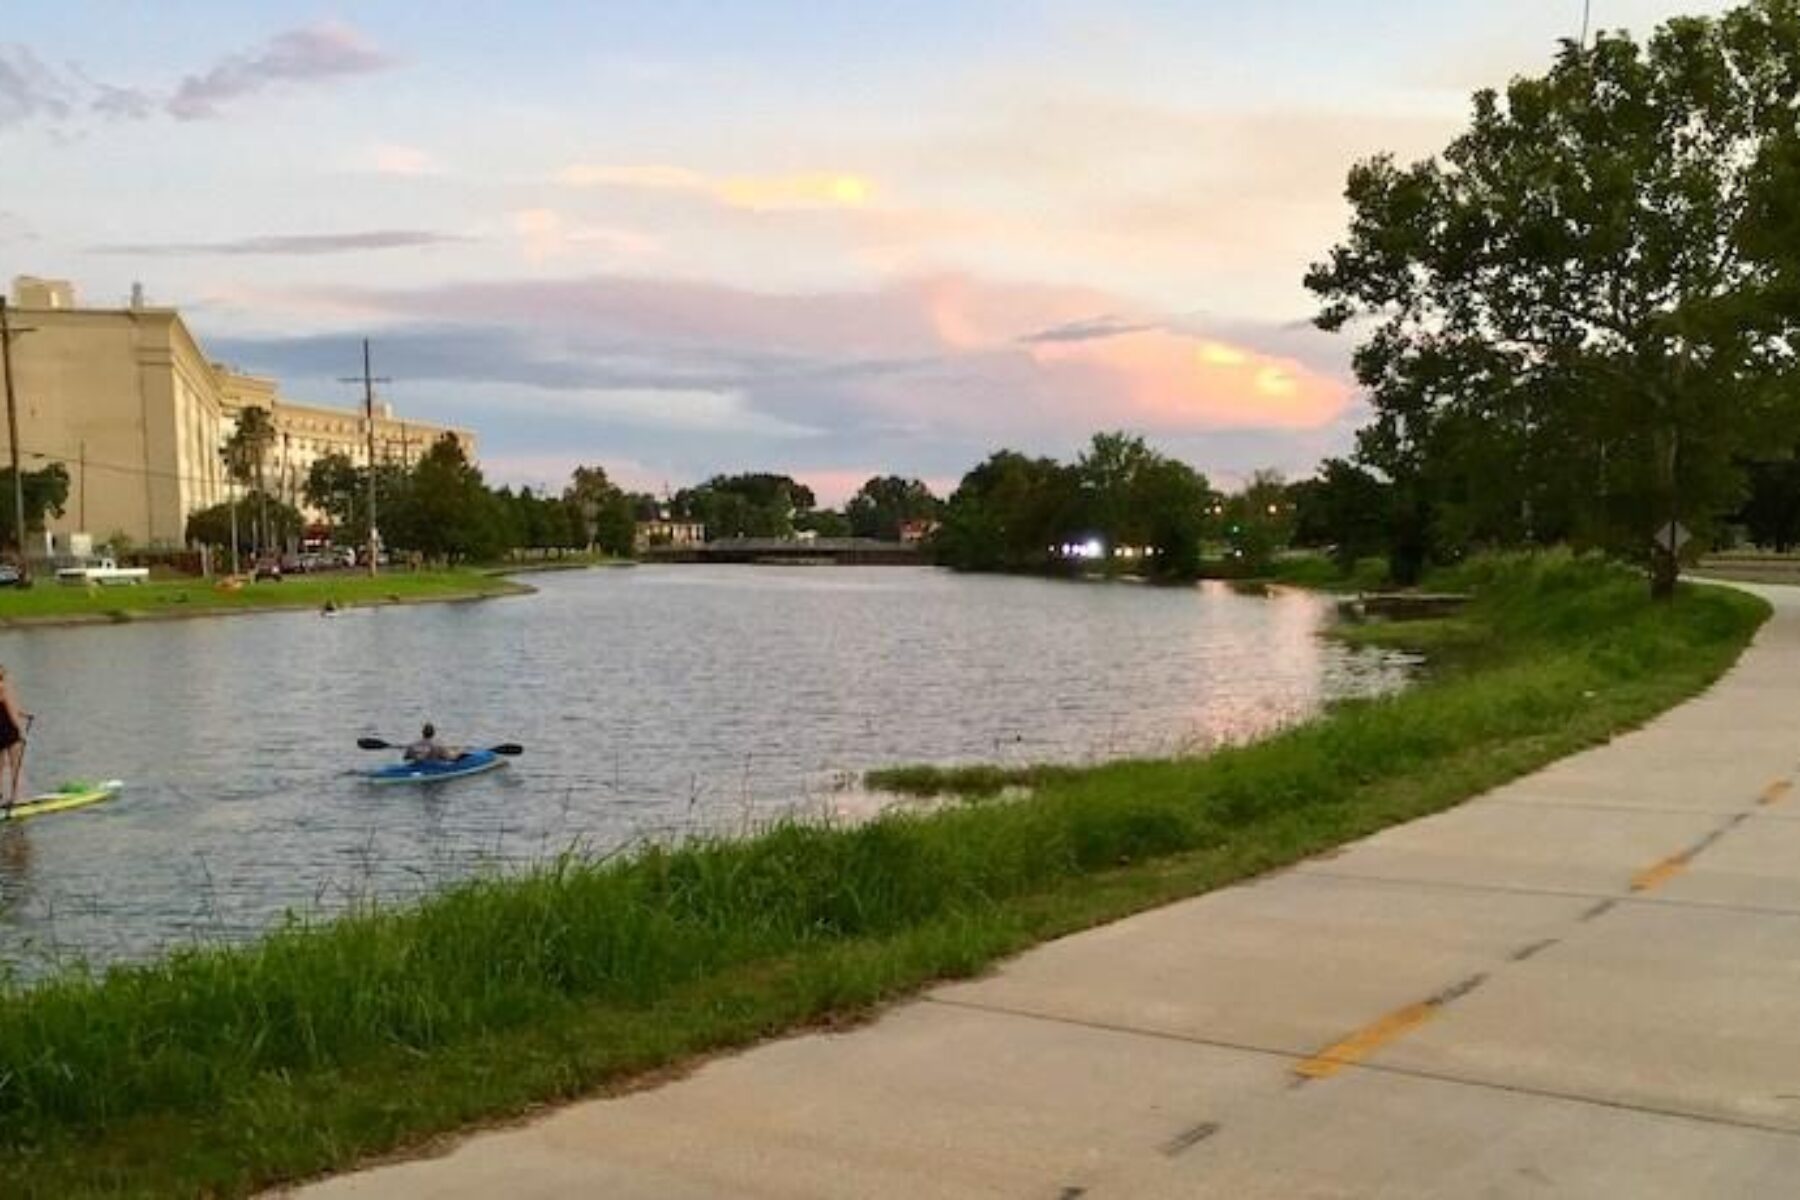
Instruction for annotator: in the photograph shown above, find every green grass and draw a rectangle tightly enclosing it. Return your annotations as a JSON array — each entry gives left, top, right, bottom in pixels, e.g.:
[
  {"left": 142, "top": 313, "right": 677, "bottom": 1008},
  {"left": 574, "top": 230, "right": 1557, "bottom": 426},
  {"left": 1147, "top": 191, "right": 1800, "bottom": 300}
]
[
  {"left": 0, "top": 570, "right": 527, "bottom": 623},
  {"left": 0, "top": 553, "right": 1768, "bottom": 1197},
  {"left": 1264, "top": 553, "right": 1390, "bottom": 591}
]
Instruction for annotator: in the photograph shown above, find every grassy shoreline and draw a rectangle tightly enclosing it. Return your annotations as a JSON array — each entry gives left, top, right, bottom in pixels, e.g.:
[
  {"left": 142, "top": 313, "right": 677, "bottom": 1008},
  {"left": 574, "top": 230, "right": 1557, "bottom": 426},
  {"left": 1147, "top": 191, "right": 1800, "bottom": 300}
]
[
  {"left": 0, "top": 570, "right": 530, "bottom": 627},
  {"left": 0, "top": 555, "right": 1769, "bottom": 1197}
]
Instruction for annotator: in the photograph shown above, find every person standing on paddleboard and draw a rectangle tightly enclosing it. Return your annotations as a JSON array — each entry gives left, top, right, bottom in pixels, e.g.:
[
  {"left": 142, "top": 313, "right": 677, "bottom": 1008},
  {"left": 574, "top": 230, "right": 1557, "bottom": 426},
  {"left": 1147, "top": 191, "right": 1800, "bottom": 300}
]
[{"left": 0, "top": 667, "right": 30, "bottom": 809}]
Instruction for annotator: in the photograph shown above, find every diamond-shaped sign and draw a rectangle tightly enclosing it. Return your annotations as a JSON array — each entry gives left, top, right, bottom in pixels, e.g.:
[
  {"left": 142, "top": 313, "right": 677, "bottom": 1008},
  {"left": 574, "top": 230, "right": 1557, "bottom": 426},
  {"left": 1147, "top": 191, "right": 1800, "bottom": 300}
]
[{"left": 1657, "top": 521, "right": 1692, "bottom": 554}]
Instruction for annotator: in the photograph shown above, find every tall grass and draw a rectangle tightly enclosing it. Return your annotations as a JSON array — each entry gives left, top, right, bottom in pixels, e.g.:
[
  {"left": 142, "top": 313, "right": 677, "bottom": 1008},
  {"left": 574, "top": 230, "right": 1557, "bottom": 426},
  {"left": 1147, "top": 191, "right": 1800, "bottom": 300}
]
[{"left": 0, "top": 553, "right": 1767, "bottom": 1197}]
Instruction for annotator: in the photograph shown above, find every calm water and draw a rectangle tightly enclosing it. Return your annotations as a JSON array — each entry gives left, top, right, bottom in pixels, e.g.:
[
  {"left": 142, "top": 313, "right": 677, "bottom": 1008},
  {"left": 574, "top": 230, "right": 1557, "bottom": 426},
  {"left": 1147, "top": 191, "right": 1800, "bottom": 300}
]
[{"left": 0, "top": 567, "right": 1414, "bottom": 976}]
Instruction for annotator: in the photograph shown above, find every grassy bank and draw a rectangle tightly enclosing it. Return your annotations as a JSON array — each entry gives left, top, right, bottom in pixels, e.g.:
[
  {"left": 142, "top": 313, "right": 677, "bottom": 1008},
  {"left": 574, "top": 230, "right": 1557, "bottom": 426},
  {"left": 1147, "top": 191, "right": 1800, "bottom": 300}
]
[
  {"left": 0, "top": 570, "right": 527, "bottom": 625},
  {"left": 0, "top": 556, "right": 1767, "bottom": 1197}
]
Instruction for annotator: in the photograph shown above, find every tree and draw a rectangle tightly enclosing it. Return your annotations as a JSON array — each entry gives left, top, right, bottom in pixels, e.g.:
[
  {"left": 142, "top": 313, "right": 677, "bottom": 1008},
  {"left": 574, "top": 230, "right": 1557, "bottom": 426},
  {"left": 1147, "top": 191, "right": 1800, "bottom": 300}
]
[
  {"left": 935, "top": 450, "right": 1081, "bottom": 571},
  {"left": 845, "top": 476, "right": 941, "bottom": 541},
  {"left": 304, "top": 452, "right": 362, "bottom": 537},
  {"left": 674, "top": 473, "right": 817, "bottom": 539},
  {"left": 1737, "top": 455, "right": 1800, "bottom": 551},
  {"left": 304, "top": 453, "right": 409, "bottom": 551},
  {"left": 1131, "top": 454, "right": 1211, "bottom": 577},
  {"left": 563, "top": 465, "right": 636, "bottom": 555},
  {"left": 186, "top": 491, "right": 300, "bottom": 555},
  {"left": 401, "top": 434, "right": 505, "bottom": 561},
  {"left": 1290, "top": 459, "right": 1394, "bottom": 570},
  {"left": 1307, "top": 1, "right": 1800, "bottom": 596},
  {"left": 223, "top": 406, "right": 277, "bottom": 556},
  {"left": 0, "top": 464, "right": 69, "bottom": 550},
  {"left": 795, "top": 508, "right": 852, "bottom": 538},
  {"left": 1221, "top": 469, "right": 1294, "bottom": 574}
]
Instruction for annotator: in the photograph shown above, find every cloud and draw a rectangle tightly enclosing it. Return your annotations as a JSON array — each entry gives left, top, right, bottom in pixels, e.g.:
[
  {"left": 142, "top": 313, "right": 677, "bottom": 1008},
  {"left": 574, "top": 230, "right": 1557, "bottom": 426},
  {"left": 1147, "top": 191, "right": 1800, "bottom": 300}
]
[
  {"left": 203, "top": 271, "right": 1363, "bottom": 501},
  {"left": 167, "top": 22, "right": 395, "bottom": 120},
  {"left": 511, "top": 209, "right": 659, "bottom": 263},
  {"left": 556, "top": 162, "right": 876, "bottom": 211},
  {"left": 88, "top": 82, "right": 156, "bottom": 120},
  {"left": 0, "top": 23, "right": 394, "bottom": 132},
  {"left": 225, "top": 271, "right": 1353, "bottom": 454},
  {"left": 0, "top": 45, "right": 74, "bottom": 127},
  {"left": 1018, "top": 315, "right": 1161, "bottom": 344},
  {"left": 91, "top": 230, "right": 467, "bottom": 257},
  {"left": 360, "top": 143, "right": 442, "bottom": 177}
]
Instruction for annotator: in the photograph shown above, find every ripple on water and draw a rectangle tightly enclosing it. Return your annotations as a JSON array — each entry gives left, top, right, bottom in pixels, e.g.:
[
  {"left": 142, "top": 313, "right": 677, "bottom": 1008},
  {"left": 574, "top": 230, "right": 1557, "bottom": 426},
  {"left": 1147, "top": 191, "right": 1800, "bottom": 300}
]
[{"left": 0, "top": 568, "right": 1414, "bottom": 977}]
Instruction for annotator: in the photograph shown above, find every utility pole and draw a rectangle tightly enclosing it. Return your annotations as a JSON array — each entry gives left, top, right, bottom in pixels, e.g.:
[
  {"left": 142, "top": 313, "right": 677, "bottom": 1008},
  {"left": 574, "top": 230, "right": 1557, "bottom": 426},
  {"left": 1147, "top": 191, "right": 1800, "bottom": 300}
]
[
  {"left": 340, "top": 340, "right": 390, "bottom": 578},
  {"left": 0, "top": 299, "right": 35, "bottom": 582},
  {"left": 1581, "top": 0, "right": 1593, "bottom": 49}
]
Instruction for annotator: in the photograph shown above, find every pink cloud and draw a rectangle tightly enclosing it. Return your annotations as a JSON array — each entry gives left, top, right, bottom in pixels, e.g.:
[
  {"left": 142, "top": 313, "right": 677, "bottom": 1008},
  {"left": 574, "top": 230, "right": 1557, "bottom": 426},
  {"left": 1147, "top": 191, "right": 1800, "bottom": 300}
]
[{"left": 293, "top": 269, "right": 1355, "bottom": 447}]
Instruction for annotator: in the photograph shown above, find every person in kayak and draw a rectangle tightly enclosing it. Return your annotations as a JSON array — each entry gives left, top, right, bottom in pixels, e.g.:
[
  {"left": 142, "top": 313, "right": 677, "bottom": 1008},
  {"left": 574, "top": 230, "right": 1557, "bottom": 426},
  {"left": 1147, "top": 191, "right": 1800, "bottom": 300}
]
[
  {"left": 0, "top": 666, "right": 29, "bottom": 808},
  {"left": 402, "top": 723, "right": 460, "bottom": 764}
]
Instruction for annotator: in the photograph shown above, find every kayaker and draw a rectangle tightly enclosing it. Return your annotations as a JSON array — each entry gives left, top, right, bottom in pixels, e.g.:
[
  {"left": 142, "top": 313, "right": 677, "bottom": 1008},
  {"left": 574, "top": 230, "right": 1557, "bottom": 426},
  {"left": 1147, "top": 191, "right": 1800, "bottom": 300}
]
[
  {"left": 0, "top": 666, "right": 29, "bottom": 808},
  {"left": 402, "top": 723, "right": 459, "bottom": 764}
]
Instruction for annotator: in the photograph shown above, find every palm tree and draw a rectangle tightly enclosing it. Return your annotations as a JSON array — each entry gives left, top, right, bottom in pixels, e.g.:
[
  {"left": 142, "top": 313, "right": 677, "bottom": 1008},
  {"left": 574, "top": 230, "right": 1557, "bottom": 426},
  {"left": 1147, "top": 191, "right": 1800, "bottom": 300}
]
[{"left": 224, "top": 407, "right": 276, "bottom": 558}]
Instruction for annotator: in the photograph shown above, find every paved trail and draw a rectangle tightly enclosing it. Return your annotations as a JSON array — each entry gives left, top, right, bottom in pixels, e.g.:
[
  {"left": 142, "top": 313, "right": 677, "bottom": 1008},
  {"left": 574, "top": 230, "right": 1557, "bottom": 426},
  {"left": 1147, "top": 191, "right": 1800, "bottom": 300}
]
[{"left": 296, "top": 585, "right": 1800, "bottom": 1198}]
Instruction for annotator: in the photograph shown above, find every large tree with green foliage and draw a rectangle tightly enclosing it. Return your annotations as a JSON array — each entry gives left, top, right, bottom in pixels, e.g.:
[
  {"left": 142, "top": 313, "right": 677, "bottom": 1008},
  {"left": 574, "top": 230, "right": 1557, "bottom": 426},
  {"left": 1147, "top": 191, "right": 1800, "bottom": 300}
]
[
  {"left": 1307, "top": 0, "right": 1800, "bottom": 595},
  {"left": 0, "top": 464, "right": 69, "bottom": 550},
  {"left": 1290, "top": 459, "right": 1394, "bottom": 570},
  {"left": 1076, "top": 433, "right": 1211, "bottom": 577},
  {"left": 674, "top": 473, "right": 816, "bottom": 540},
  {"left": 563, "top": 465, "right": 635, "bottom": 555},
  {"left": 934, "top": 450, "right": 1080, "bottom": 572},
  {"left": 185, "top": 491, "right": 301, "bottom": 556},
  {"left": 845, "top": 476, "right": 941, "bottom": 541},
  {"left": 303, "top": 452, "right": 409, "bottom": 549},
  {"left": 396, "top": 434, "right": 505, "bottom": 561}
]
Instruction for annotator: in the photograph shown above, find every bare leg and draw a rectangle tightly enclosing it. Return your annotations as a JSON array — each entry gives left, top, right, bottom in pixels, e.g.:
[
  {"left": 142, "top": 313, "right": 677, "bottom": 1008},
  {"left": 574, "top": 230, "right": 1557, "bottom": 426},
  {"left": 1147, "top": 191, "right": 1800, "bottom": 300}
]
[{"left": 5, "top": 743, "right": 23, "bottom": 807}]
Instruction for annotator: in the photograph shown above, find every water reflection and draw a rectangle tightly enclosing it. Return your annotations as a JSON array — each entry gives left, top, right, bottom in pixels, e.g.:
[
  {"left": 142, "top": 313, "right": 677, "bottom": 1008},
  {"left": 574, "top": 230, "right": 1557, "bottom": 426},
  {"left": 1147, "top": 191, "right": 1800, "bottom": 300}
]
[{"left": 0, "top": 567, "right": 1414, "bottom": 977}]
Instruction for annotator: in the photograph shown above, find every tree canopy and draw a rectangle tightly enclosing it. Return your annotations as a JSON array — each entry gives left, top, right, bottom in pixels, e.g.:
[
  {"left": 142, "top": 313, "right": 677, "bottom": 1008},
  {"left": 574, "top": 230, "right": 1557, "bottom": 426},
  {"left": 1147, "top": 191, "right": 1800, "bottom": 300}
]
[
  {"left": 934, "top": 433, "right": 1211, "bottom": 577},
  {"left": 1306, "top": 0, "right": 1800, "bottom": 593},
  {"left": 0, "top": 464, "right": 69, "bottom": 550},
  {"left": 674, "top": 473, "right": 816, "bottom": 539},
  {"left": 846, "top": 476, "right": 941, "bottom": 541}
]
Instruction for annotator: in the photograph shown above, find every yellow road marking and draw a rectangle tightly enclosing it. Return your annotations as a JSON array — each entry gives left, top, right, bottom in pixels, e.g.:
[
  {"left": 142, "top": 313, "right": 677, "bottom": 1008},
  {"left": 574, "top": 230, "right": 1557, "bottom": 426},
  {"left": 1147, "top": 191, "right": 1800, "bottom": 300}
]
[
  {"left": 1293, "top": 1002, "right": 1435, "bottom": 1080},
  {"left": 1631, "top": 854, "right": 1689, "bottom": 893},
  {"left": 1761, "top": 780, "right": 1792, "bottom": 807}
]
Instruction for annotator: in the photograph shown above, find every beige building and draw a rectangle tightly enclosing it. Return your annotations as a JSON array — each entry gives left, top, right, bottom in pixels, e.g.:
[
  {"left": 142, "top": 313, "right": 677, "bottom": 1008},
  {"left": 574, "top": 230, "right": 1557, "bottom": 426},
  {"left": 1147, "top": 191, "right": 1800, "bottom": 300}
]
[
  {"left": 0, "top": 277, "right": 472, "bottom": 551},
  {"left": 633, "top": 518, "right": 707, "bottom": 551}
]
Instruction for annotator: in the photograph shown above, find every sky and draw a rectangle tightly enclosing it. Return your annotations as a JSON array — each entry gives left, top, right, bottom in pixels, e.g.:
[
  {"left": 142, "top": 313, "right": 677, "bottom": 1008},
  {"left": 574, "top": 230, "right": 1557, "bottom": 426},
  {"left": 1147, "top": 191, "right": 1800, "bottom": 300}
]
[{"left": 0, "top": 0, "right": 1736, "bottom": 504}]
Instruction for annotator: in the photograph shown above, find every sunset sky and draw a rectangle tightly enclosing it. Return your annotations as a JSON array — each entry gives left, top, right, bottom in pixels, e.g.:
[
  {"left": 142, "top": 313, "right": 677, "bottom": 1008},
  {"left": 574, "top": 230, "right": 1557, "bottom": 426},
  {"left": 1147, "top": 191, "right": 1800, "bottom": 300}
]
[{"left": 0, "top": 1, "right": 1733, "bottom": 503}]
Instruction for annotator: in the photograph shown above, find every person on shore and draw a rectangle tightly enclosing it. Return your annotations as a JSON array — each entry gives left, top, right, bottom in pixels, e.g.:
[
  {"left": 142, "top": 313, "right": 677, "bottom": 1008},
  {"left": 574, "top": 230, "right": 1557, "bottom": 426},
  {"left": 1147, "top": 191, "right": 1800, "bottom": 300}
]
[
  {"left": 0, "top": 667, "right": 30, "bottom": 808},
  {"left": 403, "top": 722, "right": 458, "bottom": 763}
]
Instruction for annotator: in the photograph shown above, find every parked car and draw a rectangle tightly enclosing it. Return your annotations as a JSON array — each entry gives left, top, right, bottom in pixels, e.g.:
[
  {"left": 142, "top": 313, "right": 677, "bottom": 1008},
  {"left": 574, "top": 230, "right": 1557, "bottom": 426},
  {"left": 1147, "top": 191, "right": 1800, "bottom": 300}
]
[
  {"left": 0, "top": 564, "right": 20, "bottom": 587},
  {"left": 253, "top": 560, "right": 283, "bottom": 581}
]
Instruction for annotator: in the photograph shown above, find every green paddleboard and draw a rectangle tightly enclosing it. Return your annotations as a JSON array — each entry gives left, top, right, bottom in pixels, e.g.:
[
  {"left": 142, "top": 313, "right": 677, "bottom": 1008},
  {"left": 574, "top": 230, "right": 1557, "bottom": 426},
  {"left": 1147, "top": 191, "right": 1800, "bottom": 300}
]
[{"left": 1, "top": 780, "right": 124, "bottom": 823}]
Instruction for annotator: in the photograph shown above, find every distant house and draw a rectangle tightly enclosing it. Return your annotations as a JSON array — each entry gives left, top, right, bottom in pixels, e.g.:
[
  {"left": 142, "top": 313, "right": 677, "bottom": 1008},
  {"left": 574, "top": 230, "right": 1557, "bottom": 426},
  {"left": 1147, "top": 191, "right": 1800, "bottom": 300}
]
[
  {"left": 897, "top": 518, "right": 940, "bottom": 545},
  {"left": 634, "top": 518, "right": 706, "bottom": 552}
]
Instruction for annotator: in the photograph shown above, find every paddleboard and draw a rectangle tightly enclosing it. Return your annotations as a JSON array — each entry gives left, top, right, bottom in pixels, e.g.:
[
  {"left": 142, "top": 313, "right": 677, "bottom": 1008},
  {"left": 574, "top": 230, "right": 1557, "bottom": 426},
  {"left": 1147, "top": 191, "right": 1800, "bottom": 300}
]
[
  {"left": 2, "top": 779, "right": 124, "bottom": 823},
  {"left": 361, "top": 750, "right": 505, "bottom": 786}
]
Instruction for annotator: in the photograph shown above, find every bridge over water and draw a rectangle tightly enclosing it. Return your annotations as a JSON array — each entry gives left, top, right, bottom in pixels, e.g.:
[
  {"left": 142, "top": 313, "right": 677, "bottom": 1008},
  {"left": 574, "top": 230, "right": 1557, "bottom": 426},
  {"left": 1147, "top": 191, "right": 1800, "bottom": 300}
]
[{"left": 643, "top": 537, "right": 924, "bottom": 565}]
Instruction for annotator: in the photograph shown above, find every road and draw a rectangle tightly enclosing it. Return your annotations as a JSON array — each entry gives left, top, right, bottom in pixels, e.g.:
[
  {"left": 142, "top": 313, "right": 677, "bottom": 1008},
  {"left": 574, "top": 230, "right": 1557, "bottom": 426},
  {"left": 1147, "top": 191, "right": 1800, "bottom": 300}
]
[{"left": 295, "top": 584, "right": 1800, "bottom": 1198}]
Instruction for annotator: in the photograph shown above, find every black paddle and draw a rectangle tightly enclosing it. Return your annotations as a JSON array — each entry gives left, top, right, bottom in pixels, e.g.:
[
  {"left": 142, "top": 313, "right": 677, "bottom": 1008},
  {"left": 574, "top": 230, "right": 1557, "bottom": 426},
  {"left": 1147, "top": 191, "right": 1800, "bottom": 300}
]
[{"left": 357, "top": 737, "right": 524, "bottom": 756}]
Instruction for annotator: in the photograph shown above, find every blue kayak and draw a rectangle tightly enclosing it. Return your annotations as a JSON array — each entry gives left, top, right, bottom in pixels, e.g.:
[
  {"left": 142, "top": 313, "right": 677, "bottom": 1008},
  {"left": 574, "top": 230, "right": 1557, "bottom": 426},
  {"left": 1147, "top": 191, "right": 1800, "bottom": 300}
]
[{"left": 362, "top": 749, "right": 506, "bottom": 786}]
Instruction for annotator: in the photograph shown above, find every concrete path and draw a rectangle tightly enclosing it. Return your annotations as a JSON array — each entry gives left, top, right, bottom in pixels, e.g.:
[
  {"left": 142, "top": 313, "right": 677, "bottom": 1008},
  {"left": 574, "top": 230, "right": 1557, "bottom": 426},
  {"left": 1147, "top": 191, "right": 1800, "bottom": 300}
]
[{"left": 296, "top": 585, "right": 1800, "bottom": 1199}]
